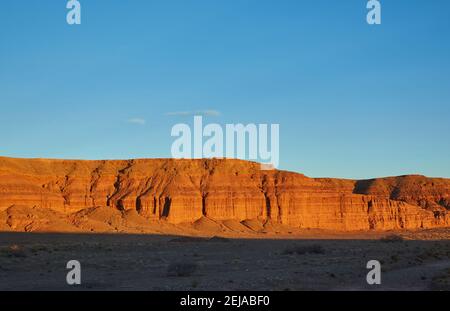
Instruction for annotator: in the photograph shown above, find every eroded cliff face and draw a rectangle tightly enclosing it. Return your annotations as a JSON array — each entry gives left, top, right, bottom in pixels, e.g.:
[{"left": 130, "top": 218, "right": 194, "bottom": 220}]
[{"left": 0, "top": 156, "right": 448, "bottom": 232}]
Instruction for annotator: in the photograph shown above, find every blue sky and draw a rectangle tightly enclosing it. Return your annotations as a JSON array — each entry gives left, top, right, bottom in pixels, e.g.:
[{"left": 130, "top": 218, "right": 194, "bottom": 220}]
[{"left": 0, "top": 0, "right": 449, "bottom": 179}]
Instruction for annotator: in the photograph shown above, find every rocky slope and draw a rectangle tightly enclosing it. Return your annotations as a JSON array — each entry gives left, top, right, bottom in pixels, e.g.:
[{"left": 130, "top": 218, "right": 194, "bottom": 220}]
[{"left": 0, "top": 156, "right": 448, "bottom": 233}]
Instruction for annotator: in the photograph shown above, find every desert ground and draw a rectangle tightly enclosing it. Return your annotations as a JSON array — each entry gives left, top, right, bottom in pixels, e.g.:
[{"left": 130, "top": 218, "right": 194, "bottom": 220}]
[{"left": 1, "top": 229, "right": 449, "bottom": 291}]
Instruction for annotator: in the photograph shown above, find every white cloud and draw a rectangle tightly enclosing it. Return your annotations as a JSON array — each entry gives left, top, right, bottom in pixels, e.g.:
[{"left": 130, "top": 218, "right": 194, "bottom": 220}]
[
  {"left": 127, "top": 118, "right": 146, "bottom": 125},
  {"left": 165, "top": 111, "right": 192, "bottom": 116},
  {"left": 197, "top": 109, "right": 221, "bottom": 117}
]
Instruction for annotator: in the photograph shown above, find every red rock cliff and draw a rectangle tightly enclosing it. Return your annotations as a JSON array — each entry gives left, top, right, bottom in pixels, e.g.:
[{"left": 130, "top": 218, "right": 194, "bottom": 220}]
[{"left": 0, "top": 157, "right": 448, "bottom": 231}]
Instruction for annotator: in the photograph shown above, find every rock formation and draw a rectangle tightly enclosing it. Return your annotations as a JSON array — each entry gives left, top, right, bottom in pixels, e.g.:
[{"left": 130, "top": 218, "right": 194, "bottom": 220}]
[{"left": 0, "top": 156, "right": 448, "bottom": 232}]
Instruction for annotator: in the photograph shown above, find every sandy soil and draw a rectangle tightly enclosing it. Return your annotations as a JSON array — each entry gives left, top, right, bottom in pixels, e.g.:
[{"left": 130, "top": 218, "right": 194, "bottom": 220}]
[{"left": 0, "top": 229, "right": 449, "bottom": 291}]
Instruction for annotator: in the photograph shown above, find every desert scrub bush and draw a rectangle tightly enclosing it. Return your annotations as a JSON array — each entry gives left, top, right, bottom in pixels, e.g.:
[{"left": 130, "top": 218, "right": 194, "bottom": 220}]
[
  {"left": 167, "top": 261, "right": 197, "bottom": 277},
  {"left": 282, "top": 244, "right": 325, "bottom": 255},
  {"left": 380, "top": 234, "right": 404, "bottom": 242},
  {"left": 29, "top": 244, "right": 50, "bottom": 254},
  {"left": 0, "top": 244, "right": 27, "bottom": 258},
  {"left": 191, "top": 280, "right": 200, "bottom": 289}
]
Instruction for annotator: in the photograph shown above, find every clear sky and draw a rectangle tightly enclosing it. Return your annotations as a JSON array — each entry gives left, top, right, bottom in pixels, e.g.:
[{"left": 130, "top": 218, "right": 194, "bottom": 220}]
[{"left": 0, "top": 0, "right": 449, "bottom": 179}]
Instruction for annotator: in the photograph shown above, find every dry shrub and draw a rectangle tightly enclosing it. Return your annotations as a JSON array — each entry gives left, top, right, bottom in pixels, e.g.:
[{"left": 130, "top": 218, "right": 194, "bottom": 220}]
[
  {"left": 0, "top": 244, "right": 27, "bottom": 258},
  {"left": 283, "top": 244, "right": 325, "bottom": 255},
  {"left": 380, "top": 234, "right": 404, "bottom": 243},
  {"left": 167, "top": 262, "right": 197, "bottom": 277}
]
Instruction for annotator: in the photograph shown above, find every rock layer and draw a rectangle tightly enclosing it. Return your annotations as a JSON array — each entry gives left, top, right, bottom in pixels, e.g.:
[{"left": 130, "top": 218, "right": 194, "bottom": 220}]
[{"left": 0, "top": 156, "right": 448, "bottom": 232}]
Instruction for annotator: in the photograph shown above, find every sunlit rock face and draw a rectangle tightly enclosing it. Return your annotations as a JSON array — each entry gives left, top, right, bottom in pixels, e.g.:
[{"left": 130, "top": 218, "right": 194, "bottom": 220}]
[{"left": 0, "top": 156, "right": 448, "bottom": 231}]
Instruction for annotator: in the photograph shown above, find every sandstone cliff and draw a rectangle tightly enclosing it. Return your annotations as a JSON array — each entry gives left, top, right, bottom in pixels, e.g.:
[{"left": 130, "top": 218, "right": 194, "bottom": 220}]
[{"left": 0, "top": 156, "right": 448, "bottom": 233}]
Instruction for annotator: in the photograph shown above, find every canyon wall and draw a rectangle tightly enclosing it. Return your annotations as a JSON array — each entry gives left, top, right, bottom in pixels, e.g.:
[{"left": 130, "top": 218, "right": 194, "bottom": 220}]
[{"left": 0, "top": 156, "right": 448, "bottom": 231}]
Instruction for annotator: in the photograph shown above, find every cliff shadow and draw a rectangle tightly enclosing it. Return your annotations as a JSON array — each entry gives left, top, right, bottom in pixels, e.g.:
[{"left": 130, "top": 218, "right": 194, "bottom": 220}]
[{"left": 0, "top": 231, "right": 449, "bottom": 291}]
